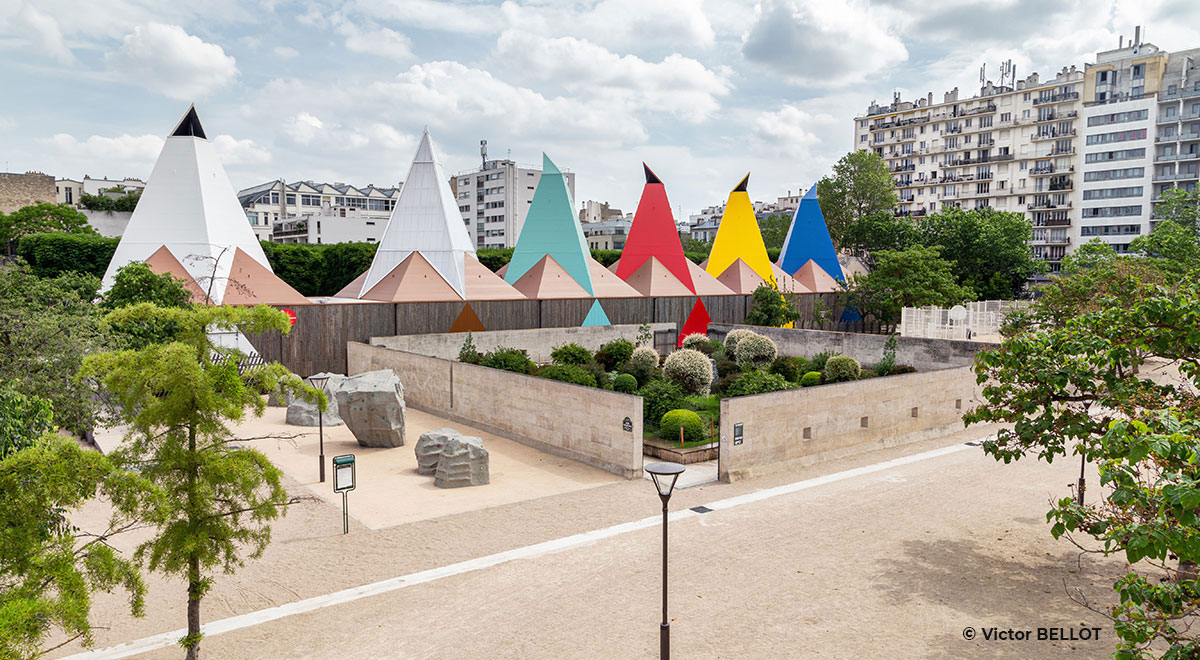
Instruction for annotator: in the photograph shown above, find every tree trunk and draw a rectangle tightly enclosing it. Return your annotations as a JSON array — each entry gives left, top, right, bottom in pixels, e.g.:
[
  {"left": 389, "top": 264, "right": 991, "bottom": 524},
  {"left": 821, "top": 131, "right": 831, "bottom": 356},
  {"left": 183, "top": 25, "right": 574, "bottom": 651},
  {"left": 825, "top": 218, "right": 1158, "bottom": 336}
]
[
  {"left": 186, "top": 555, "right": 201, "bottom": 660},
  {"left": 1178, "top": 559, "right": 1198, "bottom": 583}
]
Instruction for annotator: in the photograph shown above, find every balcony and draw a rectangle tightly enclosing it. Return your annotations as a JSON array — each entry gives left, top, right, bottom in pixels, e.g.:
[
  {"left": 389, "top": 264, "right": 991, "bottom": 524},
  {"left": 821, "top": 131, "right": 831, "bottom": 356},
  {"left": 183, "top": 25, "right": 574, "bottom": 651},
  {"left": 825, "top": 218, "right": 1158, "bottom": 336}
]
[
  {"left": 895, "top": 208, "right": 928, "bottom": 218},
  {"left": 1049, "top": 181, "right": 1074, "bottom": 191},
  {"left": 890, "top": 164, "right": 916, "bottom": 173},
  {"left": 1050, "top": 147, "right": 1076, "bottom": 156},
  {"left": 1032, "top": 128, "right": 1077, "bottom": 141},
  {"left": 1033, "top": 110, "right": 1078, "bottom": 124},
  {"left": 1028, "top": 201, "right": 1072, "bottom": 210},
  {"left": 1033, "top": 91, "right": 1080, "bottom": 106},
  {"left": 978, "top": 138, "right": 996, "bottom": 147},
  {"left": 1158, "top": 110, "right": 1200, "bottom": 124},
  {"left": 991, "top": 153, "right": 1015, "bottom": 162},
  {"left": 1162, "top": 87, "right": 1200, "bottom": 101},
  {"left": 1156, "top": 151, "right": 1200, "bottom": 162},
  {"left": 1154, "top": 171, "right": 1200, "bottom": 182},
  {"left": 1035, "top": 217, "right": 1072, "bottom": 227}
]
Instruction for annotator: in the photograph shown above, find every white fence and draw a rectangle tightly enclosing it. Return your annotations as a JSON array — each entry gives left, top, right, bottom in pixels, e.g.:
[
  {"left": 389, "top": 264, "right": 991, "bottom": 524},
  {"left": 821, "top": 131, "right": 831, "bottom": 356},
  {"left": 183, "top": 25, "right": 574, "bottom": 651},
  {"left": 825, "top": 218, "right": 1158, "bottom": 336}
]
[{"left": 899, "top": 300, "right": 1028, "bottom": 340}]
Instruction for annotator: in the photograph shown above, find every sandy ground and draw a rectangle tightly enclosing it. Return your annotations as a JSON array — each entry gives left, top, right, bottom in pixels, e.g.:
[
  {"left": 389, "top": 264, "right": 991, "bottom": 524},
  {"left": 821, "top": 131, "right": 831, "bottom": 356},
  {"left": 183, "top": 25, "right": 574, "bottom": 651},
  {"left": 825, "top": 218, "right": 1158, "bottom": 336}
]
[
  {"left": 240, "top": 406, "right": 624, "bottom": 528},
  {"left": 51, "top": 422, "right": 1133, "bottom": 660}
]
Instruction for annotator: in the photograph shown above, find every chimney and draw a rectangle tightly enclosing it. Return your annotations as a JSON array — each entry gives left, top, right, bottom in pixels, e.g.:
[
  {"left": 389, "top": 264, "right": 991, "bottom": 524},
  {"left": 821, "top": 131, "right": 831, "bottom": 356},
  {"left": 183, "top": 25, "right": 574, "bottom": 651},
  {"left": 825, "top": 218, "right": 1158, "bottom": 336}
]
[{"left": 1134, "top": 26, "right": 1141, "bottom": 47}]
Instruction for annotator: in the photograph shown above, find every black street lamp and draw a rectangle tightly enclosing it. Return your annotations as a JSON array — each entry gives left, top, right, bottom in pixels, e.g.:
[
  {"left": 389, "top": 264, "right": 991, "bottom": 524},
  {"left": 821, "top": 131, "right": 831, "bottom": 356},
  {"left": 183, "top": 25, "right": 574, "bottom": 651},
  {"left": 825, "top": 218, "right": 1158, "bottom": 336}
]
[
  {"left": 308, "top": 375, "right": 331, "bottom": 483},
  {"left": 645, "top": 461, "right": 685, "bottom": 660},
  {"left": 1078, "top": 399, "right": 1093, "bottom": 506}
]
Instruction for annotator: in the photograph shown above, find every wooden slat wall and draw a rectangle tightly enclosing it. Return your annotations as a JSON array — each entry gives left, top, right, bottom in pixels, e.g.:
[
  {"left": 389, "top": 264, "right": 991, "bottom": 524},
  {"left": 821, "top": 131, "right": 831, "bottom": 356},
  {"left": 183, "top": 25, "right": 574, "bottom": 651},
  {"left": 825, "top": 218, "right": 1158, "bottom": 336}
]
[{"left": 257, "top": 292, "right": 883, "bottom": 376}]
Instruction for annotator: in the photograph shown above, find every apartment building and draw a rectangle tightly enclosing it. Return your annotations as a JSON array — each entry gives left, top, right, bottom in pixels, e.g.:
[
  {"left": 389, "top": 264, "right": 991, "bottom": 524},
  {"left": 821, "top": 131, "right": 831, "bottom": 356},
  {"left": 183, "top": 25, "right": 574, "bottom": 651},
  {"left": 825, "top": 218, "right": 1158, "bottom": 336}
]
[
  {"left": 55, "top": 175, "right": 146, "bottom": 206},
  {"left": 854, "top": 67, "right": 1084, "bottom": 272},
  {"left": 451, "top": 158, "right": 575, "bottom": 249},
  {"left": 237, "top": 179, "right": 401, "bottom": 243},
  {"left": 1152, "top": 48, "right": 1200, "bottom": 223},
  {"left": 582, "top": 216, "right": 632, "bottom": 250}
]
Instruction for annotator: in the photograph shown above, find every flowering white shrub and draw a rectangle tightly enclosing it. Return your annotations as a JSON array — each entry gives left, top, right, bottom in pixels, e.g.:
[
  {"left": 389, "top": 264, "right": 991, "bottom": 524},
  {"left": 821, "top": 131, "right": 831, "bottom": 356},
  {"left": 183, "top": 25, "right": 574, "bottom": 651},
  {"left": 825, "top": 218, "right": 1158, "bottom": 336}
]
[
  {"left": 734, "top": 333, "right": 777, "bottom": 369},
  {"left": 663, "top": 348, "right": 714, "bottom": 395},
  {"left": 681, "top": 333, "right": 709, "bottom": 351},
  {"left": 629, "top": 346, "right": 660, "bottom": 372},
  {"left": 723, "top": 328, "right": 758, "bottom": 353}
]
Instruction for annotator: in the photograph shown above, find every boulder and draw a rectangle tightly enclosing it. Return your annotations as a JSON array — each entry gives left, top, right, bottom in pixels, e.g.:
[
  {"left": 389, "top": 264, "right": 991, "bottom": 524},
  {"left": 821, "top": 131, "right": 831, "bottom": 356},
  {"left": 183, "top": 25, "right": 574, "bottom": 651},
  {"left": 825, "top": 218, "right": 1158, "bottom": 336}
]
[
  {"left": 335, "top": 370, "right": 405, "bottom": 448},
  {"left": 416, "top": 428, "right": 461, "bottom": 475},
  {"left": 284, "top": 373, "right": 346, "bottom": 426},
  {"left": 434, "top": 436, "right": 489, "bottom": 488}
]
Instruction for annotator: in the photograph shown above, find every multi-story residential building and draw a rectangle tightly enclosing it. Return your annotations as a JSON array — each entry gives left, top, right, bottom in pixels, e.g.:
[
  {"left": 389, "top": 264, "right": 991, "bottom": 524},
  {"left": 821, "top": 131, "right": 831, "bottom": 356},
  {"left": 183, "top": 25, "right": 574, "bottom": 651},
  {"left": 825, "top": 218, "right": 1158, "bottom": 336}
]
[
  {"left": 854, "top": 67, "right": 1085, "bottom": 273},
  {"left": 578, "top": 200, "right": 624, "bottom": 223},
  {"left": 237, "top": 179, "right": 401, "bottom": 243},
  {"left": 688, "top": 204, "right": 724, "bottom": 242},
  {"left": 1152, "top": 48, "right": 1200, "bottom": 223},
  {"left": 451, "top": 158, "right": 575, "bottom": 249},
  {"left": 582, "top": 216, "right": 632, "bottom": 250},
  {"left": 55, "top": 175, "right": 146, "bottom": 206}
]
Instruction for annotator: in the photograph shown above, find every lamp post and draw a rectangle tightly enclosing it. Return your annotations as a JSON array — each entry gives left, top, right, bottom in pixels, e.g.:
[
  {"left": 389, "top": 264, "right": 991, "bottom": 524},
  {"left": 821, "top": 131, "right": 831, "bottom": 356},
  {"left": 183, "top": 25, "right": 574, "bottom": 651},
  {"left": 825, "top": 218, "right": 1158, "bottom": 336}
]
[
  {"left": 1077, "top": 399, "right": 1093, "bottom": 506},
  {"left": 308, "top": 375, "right": 330, "bottom": 483},
  {"left": 645, "top": 461, "right": 685, "bottom": 660}
]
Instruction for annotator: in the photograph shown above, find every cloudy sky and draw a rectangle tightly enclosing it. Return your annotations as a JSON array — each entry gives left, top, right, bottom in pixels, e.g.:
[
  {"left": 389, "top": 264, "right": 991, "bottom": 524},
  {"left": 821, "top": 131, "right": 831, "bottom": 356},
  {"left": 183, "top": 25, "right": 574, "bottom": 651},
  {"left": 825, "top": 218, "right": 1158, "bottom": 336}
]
[{"left": 2, "top": 0, "right": 1198, "bottom": 218}]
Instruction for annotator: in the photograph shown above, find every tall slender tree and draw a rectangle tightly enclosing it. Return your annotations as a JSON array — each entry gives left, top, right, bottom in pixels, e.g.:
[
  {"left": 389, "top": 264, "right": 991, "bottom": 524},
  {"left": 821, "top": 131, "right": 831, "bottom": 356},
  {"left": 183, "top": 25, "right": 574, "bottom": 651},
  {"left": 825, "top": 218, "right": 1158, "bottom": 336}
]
[{"left": 815, "top": 151, "right": 899, "bottom": 247}]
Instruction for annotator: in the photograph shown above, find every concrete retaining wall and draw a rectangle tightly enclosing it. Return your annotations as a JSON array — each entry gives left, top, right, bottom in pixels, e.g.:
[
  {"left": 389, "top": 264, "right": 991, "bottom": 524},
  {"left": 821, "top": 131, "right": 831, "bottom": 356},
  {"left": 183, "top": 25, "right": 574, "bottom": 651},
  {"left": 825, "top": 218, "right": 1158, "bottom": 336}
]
[
  {"left": 348, "top": 342, "right": 644, "bottom": 478},
  {"left": 709, "top": 324, "right": 996, "bottom": 371},
  {"left": 370, "top": 323, "right": 674, "bottom": 364},
  {"left": 718, "top": 365, "right": 980, "bottom": 481}
]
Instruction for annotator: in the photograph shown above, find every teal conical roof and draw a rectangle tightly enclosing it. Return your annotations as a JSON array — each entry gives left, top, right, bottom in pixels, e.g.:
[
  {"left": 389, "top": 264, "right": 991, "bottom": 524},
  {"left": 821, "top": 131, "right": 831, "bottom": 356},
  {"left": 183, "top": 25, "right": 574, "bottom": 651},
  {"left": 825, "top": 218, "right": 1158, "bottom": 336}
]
[
  {"left": 504, "top": 154, "right": 593, "bottom": 295},
  {"left": 581, "top": 300, "right": 610, "bottom": 326}
]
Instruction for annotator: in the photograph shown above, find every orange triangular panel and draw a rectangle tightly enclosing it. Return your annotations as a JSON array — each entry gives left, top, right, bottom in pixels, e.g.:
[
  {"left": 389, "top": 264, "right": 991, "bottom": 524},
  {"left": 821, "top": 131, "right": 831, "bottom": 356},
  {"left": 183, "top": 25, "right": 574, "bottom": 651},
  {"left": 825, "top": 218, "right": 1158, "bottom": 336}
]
[
  {"left": 792, "top": 259, "right": 843, "bottom": 293},
  {"left": 449, "top": 302, "right": 486, "bottom": 333},
  {"left": 622, "top": 257, "right": 695, "bottom": 297},
  {"left": 143, "top": 245, "right": 208, "bottom": 303},
  {"left": 220, "top": 248, "right": 312, "bottom": 306},
  {"left": 677, "top": 299, "right": 712, "bottom": 347},
  {"left": 685, "top": 259, "right": 736, "bottom": 295},
  {"left": 510, "top": 255, "right": 591, "bottom": 299},
  {"left": 587, "top": 259, "right": 643, "bottom": 297},
  {"left": 462, "top": 254, "right": 525, "bottom": 300},
  {"left": 361, "top": 252, "right": 463, "bottom": 302},
  {"left": 614, "top": 164, "right": 696, "bottom": 293}
]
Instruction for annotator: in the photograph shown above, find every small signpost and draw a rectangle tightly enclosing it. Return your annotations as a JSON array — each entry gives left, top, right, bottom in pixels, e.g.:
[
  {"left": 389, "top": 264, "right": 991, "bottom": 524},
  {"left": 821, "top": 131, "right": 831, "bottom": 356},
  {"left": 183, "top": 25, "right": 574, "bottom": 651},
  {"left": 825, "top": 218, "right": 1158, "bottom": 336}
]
[
  {"left": 733, "top": 423, "right": 744, "bottom": 446},
  {"left": 332, "top": 454, "right": 356, "bottom": 534},
  {"left": 623, "top": 416, "right": 633, "bottom": 432}
]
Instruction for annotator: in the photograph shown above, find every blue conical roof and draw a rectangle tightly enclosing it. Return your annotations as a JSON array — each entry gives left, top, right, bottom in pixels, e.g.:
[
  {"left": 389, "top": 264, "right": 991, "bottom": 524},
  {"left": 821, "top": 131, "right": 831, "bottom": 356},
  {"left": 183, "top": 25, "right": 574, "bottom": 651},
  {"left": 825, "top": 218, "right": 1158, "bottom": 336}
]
[{"left": 778, "top": 186, "right": 844, "bottom": 282}]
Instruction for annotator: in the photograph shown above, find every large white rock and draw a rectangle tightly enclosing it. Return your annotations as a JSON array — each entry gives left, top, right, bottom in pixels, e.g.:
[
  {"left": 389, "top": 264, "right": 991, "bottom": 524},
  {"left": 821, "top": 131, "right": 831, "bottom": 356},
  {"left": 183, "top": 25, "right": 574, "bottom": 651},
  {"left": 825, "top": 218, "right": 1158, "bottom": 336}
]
[
  {"left": 335, "top": 370, "right": 406, "bottom": 448},
  {"left": 284, "top": 373, "right": 346, "bottom": 426}
]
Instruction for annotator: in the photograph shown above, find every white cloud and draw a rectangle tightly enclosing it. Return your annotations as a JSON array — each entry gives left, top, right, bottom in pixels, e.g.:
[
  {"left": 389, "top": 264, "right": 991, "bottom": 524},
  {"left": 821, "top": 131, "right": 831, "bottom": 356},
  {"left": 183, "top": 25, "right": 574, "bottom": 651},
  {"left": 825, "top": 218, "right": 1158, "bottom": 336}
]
[
  {"left": 493, "top": 31, "right": 731, "bottom": 122},
  {"left": 282, "top": 112, "right": 326, "bottom": 146},
  {"left": 105, "top": 23, "right": 239, "bottom": 100},
  {"left": 350, "top": 0, "right": 500, "bottom": 35},
  {"left": 742, "top": 0, "right": 908, "bottom": 87},
  {"left": 272, "top": 45, "right": 299, "bottom": 59},
  {"left": 11, "top": 2, "right": 75, "bottom": 64},
  {"left": 44, "top": 132, "right": 164, "bottom": 162},
  {"left": 212, "top": 134, "right": 271, "bottom": 164},
  {"left": 499, "top": 0, "right": 716, "bottom": 50},
  {"left": 340, "top": 24, "right": 414, "bottom": 62}
]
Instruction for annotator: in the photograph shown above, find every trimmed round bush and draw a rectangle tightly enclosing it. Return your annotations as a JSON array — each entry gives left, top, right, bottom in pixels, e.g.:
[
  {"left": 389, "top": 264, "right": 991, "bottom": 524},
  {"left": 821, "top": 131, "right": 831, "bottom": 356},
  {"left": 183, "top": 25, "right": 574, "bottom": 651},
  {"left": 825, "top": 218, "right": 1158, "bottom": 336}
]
[
  {"left": 595, "top": 338, "right": 634, "bottom": 370},
  {"left": 724, "top": 370, "right": 790, "bottom": 398},
  {"left": 723, "top": 328, "right": 758, "bottom": 353},
  {"left": 658, "top": 409, "right": 705, "bottom": 443},
  {"left": 823, "top": 355, "right": 861, "bottom": 383},
  {"left": 768, "top": 356, "right": 807, "bottom": 383},
  {"left": 630, "top": 346, "right": 660, "bottom": 371},
  {"left": 734, "top": 333, "right": 777, "bottom": 369},
  {"left": 662, "top": 349, "right": 714, "bottom": 395},
  {"left": 480, "top": 347, "right": 535, "bottom": 374},
  {"left": 538, "top": 364, "right": 597, "bottom": 388},
  {"left": 800, "top": 371, "right": 822, "bottom": 387},
  {"left": 681, "top": 333, "right": 709, "bottom": 351},
  {"left": 613, "top": 373, "right": 638, "bottom": 393},
  {"left": 639, "top": 380, "right": 686, "bottom": 430},
  {"left": 551, "top": 342, "right": 592, "bottom": 366}
]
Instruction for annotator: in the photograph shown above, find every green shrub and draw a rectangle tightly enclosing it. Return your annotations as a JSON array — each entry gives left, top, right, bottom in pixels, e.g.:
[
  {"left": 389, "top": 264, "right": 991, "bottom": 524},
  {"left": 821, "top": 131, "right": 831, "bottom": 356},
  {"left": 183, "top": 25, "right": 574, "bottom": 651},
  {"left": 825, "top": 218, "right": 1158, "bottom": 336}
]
[
  {"left": 658, "top": 409, "right": 705, "bottom": 443},
  {"left": 579, "top": 361, "right": 611, "bottom": 389},
  {"left": 725, "top": 370, "right": 790, "bottom": 398},
  {"left": 618, "top": 359, "right": 655, "bottom": 387},
  {"left": 258, "top": 241, "right": 378, "bottom": 296},
  {"left": 613, "top": 373, "right": 638, "bottom": 393},
  {"left": 890, "top": 364, "right": 917, "bottom": 375},
  {"left": 681, "top": 333, "right": 709, "bottom": 351},
  {"left": 538, "top": 364, "right": 597, "bottom": 387},
  {"left": 595, "top": 338, "right": 634, "bottom": 370},
  {"left": 734, "top": 333, "right": 777, "bottom": 369},
  {"left": 768, "top": 356, "right": 806, "bottom": 383},
  {"left": 476, "top": 247, "right": 514, "bottom": 272},
  {"left": 630, "top": 346, "right": 659, "bottom": 371},
  {"left": 639, "top": 380, "right": 685, "bottom": 430},
  {"left": 875, "top": 334, "right": 898, "bottom": 376},
  {"left": 551, "top": 342, "right": 592, "bottom": 366},
  {"left": 458, "top": 332, "right": 480, "bottom": 364},
  {"left": 683, "top": 394, "right": 720, "bottom": 429},
  {"left": 744, "top": 284, "right": 798, "bottom": 327},
  {"left": 800, "top": 371, "right": 822, "bottom": 387},
  {"left": 662, "top": 349, "right": 713, "bottom": 395},
  {"left": 480, "top": 347, "right": 535, "bottom": 374},
  {"left": 16, "top": 232, "right": 119, "bottom": 278},
  {"left": 723, "top": 328, "right": 757, "bottom": 353},
  {"left": 591, "top": 249, "right": 623, "bottom": 267},
  {"left": 823, "top": 355, "right": 861, "bottom": 383},
  {"left": 809, "top": 351, "right": 837, "bottom": 373}
]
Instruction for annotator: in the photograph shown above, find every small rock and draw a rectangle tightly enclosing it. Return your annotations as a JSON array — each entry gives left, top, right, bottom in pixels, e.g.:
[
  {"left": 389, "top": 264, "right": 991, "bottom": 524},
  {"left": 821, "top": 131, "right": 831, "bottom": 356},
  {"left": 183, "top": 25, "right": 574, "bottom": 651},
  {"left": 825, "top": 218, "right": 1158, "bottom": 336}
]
[
  {"left": 416, "top": 428, "right": 461, "bottom": 475},
  {"left": 434, "top": 436, "right": 489, "bottom": 488},
  {"left": 285, "top": 373, "right": 346, "bottom": 426}
]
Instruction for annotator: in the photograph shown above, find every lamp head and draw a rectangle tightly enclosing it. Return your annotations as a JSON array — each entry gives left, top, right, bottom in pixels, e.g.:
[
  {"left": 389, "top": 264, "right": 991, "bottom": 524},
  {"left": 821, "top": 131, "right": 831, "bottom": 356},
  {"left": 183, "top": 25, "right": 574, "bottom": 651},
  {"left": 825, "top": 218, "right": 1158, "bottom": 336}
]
[
  {"left": 308, "top": 374, "right": 331, "bottom": 390},
  {"left": 645, "top": 461, "right": 686, "bottom": 499}
]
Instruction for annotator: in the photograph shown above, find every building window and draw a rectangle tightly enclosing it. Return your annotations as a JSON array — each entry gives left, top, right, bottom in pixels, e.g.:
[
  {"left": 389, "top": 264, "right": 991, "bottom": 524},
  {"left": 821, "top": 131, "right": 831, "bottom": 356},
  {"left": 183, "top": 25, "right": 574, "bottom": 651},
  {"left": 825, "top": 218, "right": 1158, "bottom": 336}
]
[
  {"left": 301, "top": 194, "right": 320, "bottom": 206},
  {"left": 1132, "top": 63, "right": 1145, "bottom": 79},
  {"left": 285, "top": 194, "right": 296, "bottom": 205}
]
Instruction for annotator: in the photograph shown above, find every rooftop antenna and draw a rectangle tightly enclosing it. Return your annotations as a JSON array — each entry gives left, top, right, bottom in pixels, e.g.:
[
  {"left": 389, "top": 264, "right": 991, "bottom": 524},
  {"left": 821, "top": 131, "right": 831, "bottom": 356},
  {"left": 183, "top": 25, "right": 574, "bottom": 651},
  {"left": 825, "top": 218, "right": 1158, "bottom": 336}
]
[
  {"left": 480, "top": 139, "right": 487, "bottom": 167},
  {"left": 979, "top": 63, "right": 986, "bottom": 88}
]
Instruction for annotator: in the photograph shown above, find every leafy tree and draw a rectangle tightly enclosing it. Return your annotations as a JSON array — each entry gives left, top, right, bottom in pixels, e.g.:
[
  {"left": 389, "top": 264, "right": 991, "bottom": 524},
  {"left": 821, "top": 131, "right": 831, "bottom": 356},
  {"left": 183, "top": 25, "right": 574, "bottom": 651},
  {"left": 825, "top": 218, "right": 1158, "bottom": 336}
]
[
  {"left": 15, "top": 233, "right": 120, "bottom": 279},
  {"left": 1130, "top": 219, "right": 1200, "bottom": 273},
  {"left": 0, "top": 203, "right": 95, "bottom": 246},
  {"left": 680, "top": 237, "right": 712, "bottom": 256},
  {"left": 744, "top": 284, "right": 798, "bottom": 327},
  {"left": 0, "top": 383, "right": 54, "bottom": 457},
  {"left": 101, "top": 262, "right": 193, "bottom": 310},
  {"left": 81, "top": 303, "right": 316, "bottom": 659},
  {"left": 965, "top": 277, "right": 1200, "bottom": 658},
  {"left": 847, "top": 245, "right": 973, "bottom": 331},
  {"left": 0, "top": 433, "right": 148, "bottom": 659},
  {"left": 1153, "top": 186, "right": 1200, "bottom": 233},
  {"left": 839, "top": 210, "right": 917, "bottom": 266},
  {"left": 757, "top": 213, "right": 791, "bottom": 251},
  {"left": 912, "top": 207, "right": 1040, "bottom": 300},
  {"left": 816, "top": 151, "right": 899, "bottom": 247},
  {"left": 1014, "top": 250, "right": 1171, "bottom": 332},
  {"left": 0, "top": 262, "right": 101, "bottom": 433}
]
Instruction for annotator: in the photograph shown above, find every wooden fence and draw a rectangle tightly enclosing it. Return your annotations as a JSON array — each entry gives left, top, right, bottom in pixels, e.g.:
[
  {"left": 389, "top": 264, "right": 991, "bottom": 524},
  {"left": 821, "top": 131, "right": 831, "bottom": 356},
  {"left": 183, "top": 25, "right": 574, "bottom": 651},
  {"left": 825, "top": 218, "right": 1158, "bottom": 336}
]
[{"left": 247, "top": 291, "right": 870, "bottom": 376}]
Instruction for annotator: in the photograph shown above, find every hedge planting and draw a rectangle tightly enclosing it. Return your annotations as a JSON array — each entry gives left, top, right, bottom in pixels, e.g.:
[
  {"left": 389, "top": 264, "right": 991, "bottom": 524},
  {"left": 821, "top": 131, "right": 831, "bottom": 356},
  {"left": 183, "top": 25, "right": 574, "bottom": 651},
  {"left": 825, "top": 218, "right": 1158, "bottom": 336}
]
[
  {"left": 538, "top": 364, "right": 597, "bottom": 388},
  {"left": 17, "top": 232, "right": 119, "bottom": 278},
  {"left": 658, "top": 409, "right": 704, "bottom": 443},
  {"left": 824, "top": 355, "right": 861, "bottom": 383}
]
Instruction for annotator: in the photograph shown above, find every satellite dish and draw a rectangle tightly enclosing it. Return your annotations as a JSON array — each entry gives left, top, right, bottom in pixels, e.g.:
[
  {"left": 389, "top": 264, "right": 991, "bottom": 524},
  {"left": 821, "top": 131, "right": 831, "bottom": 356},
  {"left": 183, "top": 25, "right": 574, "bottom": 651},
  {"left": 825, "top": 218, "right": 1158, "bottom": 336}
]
[{"left": 948, "top": 305, "right": 968, "bottom": 323}]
